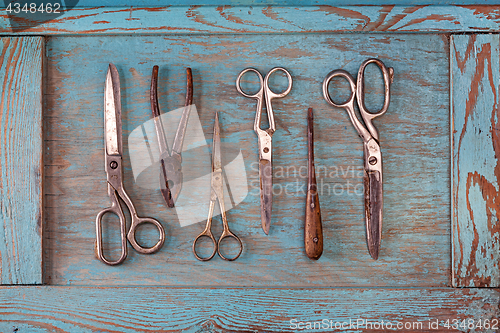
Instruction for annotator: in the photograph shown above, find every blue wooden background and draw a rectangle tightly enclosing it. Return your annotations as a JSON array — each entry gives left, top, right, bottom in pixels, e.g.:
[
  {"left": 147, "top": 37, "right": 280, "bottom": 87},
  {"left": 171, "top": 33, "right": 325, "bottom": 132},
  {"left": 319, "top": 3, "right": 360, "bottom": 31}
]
[
  {"left": 0, "top": 3, "right": 500, "bottom": 332},
  {"left": 43, "top": 34, "right": 449, "bottom": 287},
  {"left": 1, "top": 6, "right": 500, "bottom": 34}
]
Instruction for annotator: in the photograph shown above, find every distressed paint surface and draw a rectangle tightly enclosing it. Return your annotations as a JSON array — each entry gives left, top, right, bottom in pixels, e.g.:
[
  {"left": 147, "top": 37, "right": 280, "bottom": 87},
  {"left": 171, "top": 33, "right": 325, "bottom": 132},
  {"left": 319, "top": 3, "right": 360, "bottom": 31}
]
[
  {"left": 4, "top": 0, "right": 500, "bottom": 6},
  {"left": 0, "top": 287, "right": 499, "bottom": 332},
  {"left": 451, "top": 34, "right": 500, "bottom": 287},
  {"left": 44, "top": 34, "right": 449, "bottom": 287},
  {"left": 0, "top": 37, "right": 43, "bottom": 285},
  {"left": 0, "top": 6, "right": 500, "bottom": 35}
]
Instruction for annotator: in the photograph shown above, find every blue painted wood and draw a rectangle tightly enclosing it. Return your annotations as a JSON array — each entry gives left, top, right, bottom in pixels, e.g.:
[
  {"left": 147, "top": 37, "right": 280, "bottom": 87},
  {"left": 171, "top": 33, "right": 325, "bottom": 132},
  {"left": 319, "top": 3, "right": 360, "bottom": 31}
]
[
  {"left": 1, "top": 6, "right": 500, "bottom": 35},
  {"left": 1, "top": 287, "right": 499, "bottom": 332},
  {"left": 451, "top": 34, "right": 500, "bottom": 287},
  {"left": 36, "top": 0, "right": 500, "bottom": 6},
  {"left": 44, "top": 34, "right": 450, "bottom": 286},
  {"left": 0, "top": 37, "right": 43, "bottom": 285}
]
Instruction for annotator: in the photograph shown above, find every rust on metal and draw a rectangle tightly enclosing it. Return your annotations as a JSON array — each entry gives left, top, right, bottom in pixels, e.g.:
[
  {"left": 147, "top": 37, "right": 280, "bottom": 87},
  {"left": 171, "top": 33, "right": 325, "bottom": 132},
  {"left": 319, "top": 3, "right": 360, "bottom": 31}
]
[{"left": 304, "top": 108, "right": 323, "bottom": 260}]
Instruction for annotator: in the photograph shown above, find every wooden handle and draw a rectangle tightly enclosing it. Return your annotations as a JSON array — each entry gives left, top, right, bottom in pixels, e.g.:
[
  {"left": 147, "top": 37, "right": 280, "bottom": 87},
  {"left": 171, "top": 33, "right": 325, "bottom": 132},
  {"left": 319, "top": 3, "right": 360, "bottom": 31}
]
[
  {"left": 304, "top": 108, "right": 323, "bottom": 260},
  {"left": 305, "top": 189, "right": 323, "bottom": 260}
]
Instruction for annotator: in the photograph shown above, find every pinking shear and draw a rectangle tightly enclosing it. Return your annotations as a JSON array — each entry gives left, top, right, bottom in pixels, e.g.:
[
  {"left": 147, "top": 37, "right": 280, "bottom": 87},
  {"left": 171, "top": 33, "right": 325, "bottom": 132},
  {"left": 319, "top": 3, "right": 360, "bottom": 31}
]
[{"left": 322, "top": 58, "right": 393, "bottom": 259}]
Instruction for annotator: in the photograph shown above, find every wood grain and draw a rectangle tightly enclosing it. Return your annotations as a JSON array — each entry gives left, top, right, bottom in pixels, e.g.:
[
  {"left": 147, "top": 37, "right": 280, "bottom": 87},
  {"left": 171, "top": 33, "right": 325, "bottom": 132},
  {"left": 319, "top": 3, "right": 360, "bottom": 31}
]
[
  {"left": 1, "top": 6, "right": 500, "bottom": 35},
  {"left": 44, "top": 34, "right": 450, "bottom": 287},
  {"left": 0, "top": 287, "right": 499, "bottom": 332},
  {"left": 0, "top": 37, "right": 43, "bottom": 285},
  {"left": 4, "top": 0, "right": 500, "bottom": 6},
  {"left": 451, "top": 34, "right": 500, "bottom": 288}
]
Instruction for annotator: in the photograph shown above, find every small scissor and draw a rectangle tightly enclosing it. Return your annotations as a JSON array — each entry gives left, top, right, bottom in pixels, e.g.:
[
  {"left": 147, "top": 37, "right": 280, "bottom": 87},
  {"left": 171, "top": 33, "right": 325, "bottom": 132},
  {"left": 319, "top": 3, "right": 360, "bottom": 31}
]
[
  {"left": 96, "top": 64, "right": 166, "bottom": 265},
  {"left": 150, "top": 65, "right": 193, "bottom": 207},
  {"left": 236, "top": 67, "right": 292, "bottom": 235},
  {"left": 192, "top": 112, "right": 243, "bottom": 261},
  {"left": 322, "top": 58, "right": 393, "bottom": 260}
]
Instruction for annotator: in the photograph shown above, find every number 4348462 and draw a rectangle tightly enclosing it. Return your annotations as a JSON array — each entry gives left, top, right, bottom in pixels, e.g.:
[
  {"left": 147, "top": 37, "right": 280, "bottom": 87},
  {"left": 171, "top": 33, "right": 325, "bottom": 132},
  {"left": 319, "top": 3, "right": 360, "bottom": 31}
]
[
  {"left": 443, "top": 319, "right": 499, "bottom": 330},
  {"left": 5, "top": 2, "right": 61, "bottom": 14}
]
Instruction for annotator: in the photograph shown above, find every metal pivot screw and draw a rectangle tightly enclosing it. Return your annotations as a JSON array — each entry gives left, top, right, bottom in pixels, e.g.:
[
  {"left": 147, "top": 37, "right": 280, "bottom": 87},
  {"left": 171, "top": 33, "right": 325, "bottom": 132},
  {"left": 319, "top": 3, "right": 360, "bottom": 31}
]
[
  {"left": 263, "top": 147, "right": 269, "bottom": 153},
  {"left": 110, "top": 161, "right": 118, "bottom": 169},
  {"left": 313, "top": 237, "right": 318, "bottom": 243},
  {"left": 369, "top": 157, "right": 377, "bottom": 165}
]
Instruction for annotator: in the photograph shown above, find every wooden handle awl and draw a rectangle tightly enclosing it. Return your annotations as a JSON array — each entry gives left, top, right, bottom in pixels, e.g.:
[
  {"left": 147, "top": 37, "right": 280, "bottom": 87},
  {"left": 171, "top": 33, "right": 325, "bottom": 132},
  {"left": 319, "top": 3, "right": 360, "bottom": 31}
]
[{"left": 304, "top": 108, "right": 323, "bottom": 260}]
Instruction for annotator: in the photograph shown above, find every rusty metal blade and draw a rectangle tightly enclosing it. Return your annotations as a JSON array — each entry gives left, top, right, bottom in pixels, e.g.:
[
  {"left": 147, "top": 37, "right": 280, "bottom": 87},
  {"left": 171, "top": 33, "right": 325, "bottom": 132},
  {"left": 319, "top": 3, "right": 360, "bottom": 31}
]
[
  {"left": 160, "top": 159, "right": 175, "bottom": 207},
  {"left": 259, "top": 159, "right": 273, "bottom": 235},
  {"left": 104, "top": 64, "right": 122, "bottom": 156},
  {"left": 364, "top": 170, "right": 383, "bottom": 260}
]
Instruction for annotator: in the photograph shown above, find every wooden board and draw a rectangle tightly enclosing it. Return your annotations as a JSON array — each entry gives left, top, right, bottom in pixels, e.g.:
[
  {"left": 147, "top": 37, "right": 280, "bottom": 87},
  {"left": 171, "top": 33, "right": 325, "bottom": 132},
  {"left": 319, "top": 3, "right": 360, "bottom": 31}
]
[
  {"left": 44, "top": 34, "right": 450, "bottom": 287},
  {"left": 451, "top": 34, "right": 500, "bottom": 287},
  {"left": 0, "top": 37, "right": 43, "bottom": 285},
  {"left": 1, "top": 6, "right": 500, "bottom": 35},
  {"left": 1, "top": 287, "right": 499, "bottom": 332},
  {"left": 4, "top": 0, "right": 500, "bottom": 6}
]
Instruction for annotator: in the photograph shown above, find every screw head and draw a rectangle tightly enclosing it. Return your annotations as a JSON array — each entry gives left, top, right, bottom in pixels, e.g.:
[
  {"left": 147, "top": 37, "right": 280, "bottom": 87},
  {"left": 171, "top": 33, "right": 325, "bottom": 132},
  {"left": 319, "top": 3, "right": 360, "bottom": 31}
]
[
  {"left": 313, "top": 237, "right": 318, "bottom": 243},
  {"left": 110, "top": 161, "right": 118, "bottom": 169},
  {"left": 263, "top": 147, "right": 269, "bottom": 153},
  {"left": 369, "top": 156, "right": 377, "bottom": 165}
]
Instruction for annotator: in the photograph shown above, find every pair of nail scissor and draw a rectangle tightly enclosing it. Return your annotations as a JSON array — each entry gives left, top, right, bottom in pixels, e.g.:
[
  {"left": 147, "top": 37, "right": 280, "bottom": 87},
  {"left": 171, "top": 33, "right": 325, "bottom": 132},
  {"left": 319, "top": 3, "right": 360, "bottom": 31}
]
[
  {"left": 150, "top": 66, "right": 193, "bottom": 207},
  {"left": 322, "top": 58, "right": 393, "bottom": 260},
  {"left": 236, "top": 67, "right": 293, "bottom": 235},
  {"left": 96, "top": 64, "right": 165, "bottom": 265},
  {"left": 192, "top": 112, "right": 243, "bottom": 261}
]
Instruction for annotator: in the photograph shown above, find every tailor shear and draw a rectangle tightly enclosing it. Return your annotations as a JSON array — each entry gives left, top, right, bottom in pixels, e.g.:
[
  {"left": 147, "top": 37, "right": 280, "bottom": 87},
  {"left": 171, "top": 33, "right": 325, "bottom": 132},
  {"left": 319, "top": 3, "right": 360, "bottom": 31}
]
[
  {"left": 192, "top": 112, "right": 243, "bottom": 261},
  {"left": 96, "top": 64, "right": 165, "bottom": 265},
  {"left": 236, "top": 67, "right": 292, "bottom": 235},
  {"left": 150, "top": 65, "right": 193, "bottom": 207},
  {"left": 322, "top": 58, "right": 393, "bottom": 260}
]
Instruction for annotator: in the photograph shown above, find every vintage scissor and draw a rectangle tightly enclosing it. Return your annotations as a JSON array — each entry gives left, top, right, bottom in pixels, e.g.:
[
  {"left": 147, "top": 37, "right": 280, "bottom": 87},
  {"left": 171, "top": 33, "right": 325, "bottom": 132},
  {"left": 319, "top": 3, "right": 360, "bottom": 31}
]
[
  {"left": 96, "top": 64, "right": 166, "bottom": 265},
  {"left": 150, "top": 65, "right": 193, "bottom": 207},
  {"left": 322, "top": 58, "right": 393, "bottom": 260},
  {"left": 236, "top": 67, "right": 293, "bottom": 235},
  {"left": 192, "top": 112, "right": 243, "bottom": 261}
]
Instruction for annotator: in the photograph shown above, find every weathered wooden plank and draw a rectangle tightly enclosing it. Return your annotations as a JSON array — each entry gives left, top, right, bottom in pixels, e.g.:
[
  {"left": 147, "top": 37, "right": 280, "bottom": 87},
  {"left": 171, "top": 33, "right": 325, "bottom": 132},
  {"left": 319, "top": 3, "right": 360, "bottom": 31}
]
[
  {"left": 0, "top": 287, "right": 499, "bottom": 332},
  {"left": 44, "top": 34, "right": 449, "bottom": 286},
  {"left": 451, "top": 34, "right": 500, "bottom": 288},
  {"left": 0, "top": 37, "right": 43, "bottom": 284},
  {"left": 4, "top": 0, "right": 500, "bottom": 7},
  {"left": 1, "top": 6, "right": 500, "bottom": 35}
]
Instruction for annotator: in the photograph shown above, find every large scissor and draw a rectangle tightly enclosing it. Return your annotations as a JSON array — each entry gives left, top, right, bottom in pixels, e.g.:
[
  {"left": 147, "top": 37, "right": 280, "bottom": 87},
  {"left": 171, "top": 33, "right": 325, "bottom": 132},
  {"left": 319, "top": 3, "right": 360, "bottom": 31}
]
[
  {"left": 96, "top": 64, "right": 165, "bottom": 265},
  {"left": 322, "top": 58, "right": 393, "bottom": 260},
  {"left": 236, "top": 67, "right": 292, "bottom": 235},
  {"left": 192, "top": 112, "right": 243, "bottom": 261}
]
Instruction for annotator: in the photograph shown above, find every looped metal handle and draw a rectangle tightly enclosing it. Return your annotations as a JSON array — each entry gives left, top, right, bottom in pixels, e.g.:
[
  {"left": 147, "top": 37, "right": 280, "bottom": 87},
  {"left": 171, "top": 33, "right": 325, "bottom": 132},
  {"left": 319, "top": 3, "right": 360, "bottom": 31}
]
[
  {"left": 95, "top": 195, "right": 128, "bottom": 265},
  {"left": 127, "top": 217, "right": 166, "bottom": 254},
  {"left": 356, "top": 58, "right": 393, "bottom": 120},
  {"left": 192, "top": 230, "right": 217, "bottom": 261},
  {"left": 217, "top": 231, "right": 243, "bottom": 261},
  {"left": 264, "top": 67, "right": 293, "bottom": 99},
  {"left": 322, "top": 69, "right": 357, "bottom": 109},
  {"left": 236, "top": 68, "right": 264, "bottom": 99}
]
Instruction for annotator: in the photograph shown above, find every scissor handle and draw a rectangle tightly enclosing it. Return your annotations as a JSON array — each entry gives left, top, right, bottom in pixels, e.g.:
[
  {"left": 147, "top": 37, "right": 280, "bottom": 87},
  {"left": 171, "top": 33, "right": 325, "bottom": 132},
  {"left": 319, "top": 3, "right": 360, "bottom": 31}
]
[
  {"left": 217, "top": 229, "right": 243, "bottom": 261},
  {"left": 236, "top": 68, "right": 264, "bottom": 99},
  {"left": 127, "top": 216, "right": 165, "bottom": 254},
  {"left": 263, "top": 67, "right": 293, "bottom": 99},
  {"left": 356, "top": 58, "right": 393, "bottom": 120},
  {"left": 192, "top": 229, "right": 217, "bottom": 261},
  {"left": 95, "top": 190, "right": 128, "bottom": 265},
  {"left": 322, "top": 69, "right": 357, "bottom": 109}
]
